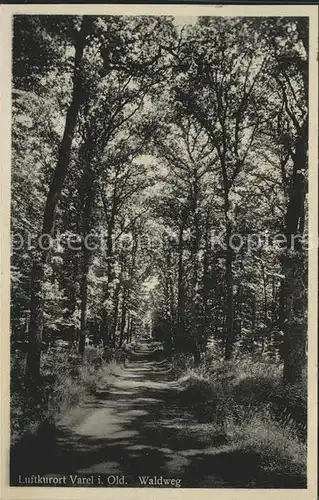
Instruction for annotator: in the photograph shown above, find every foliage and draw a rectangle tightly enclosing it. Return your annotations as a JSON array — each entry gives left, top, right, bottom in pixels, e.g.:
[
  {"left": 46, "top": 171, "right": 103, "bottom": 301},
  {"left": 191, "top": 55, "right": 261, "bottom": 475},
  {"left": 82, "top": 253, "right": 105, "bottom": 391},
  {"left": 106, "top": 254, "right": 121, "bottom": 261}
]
[{"left": 11, "top": 15, "right": 308, "bottom": 469}]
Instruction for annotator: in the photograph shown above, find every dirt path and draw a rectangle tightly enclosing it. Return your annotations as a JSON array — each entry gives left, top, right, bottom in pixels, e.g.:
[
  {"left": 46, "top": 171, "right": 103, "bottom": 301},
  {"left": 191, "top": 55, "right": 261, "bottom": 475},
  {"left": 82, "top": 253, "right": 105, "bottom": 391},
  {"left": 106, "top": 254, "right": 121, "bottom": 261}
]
[
  {"left": 11, "top": 339, "right": 305, "bottom": 488},
  {"left": 48, "top": 339, "right": 224, "bottom": 487}
]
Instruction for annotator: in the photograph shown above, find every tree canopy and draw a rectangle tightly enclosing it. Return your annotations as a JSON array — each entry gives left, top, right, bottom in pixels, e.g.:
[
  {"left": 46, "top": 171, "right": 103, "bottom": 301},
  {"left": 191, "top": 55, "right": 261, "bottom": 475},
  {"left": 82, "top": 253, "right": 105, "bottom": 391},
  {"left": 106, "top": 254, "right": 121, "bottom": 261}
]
[{"left": 11, "top": 15, "right": 308, "bottom": 386}]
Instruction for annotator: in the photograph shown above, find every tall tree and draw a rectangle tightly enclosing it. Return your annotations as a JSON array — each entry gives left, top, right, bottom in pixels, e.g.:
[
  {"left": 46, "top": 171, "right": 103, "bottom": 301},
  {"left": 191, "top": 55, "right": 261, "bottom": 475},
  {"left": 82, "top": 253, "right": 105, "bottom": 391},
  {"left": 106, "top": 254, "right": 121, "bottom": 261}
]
[
  {"left": 26, "top": 17, "right": 93, "bottom": 387},
  {"left": 171, "top": 18, "right": 269, "bottom": 358}
]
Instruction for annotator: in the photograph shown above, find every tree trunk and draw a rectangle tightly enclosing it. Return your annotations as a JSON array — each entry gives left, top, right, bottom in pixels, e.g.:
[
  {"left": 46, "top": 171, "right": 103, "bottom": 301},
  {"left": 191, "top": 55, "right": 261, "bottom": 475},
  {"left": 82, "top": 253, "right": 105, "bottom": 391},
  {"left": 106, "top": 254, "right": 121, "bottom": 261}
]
[
  {"left": 282, "top": 256, "right": 307, "bottom": 384},
  {"left": 100, "top": 220, "right": 115, "bottom": 344},
  {"left": 106, "top": 220, "right": 115, "bottom": 285},
  {"left": 190, "top": 174, "right": 202, "bottom": 352},
  {"left": 278, "top": 279, "right": 285, "bottom": 331},
  {"left": 251, "top": 296, "right": 256, "bottom": 351},
  {"left": 162, "top": 241, "right": 174, "bottom": 350},
  {"left": 79, "top": 247, "right": 90, "bottom": 355},
  {"left": 235, "top": 285, "right": 242, "bottom": 338},
  {"left": 119, "top": 290, "right": 127, "bottom": 347},
  {"left": 262, "top": 264, "right": 268, "bottom": 325},
  {"left": 112, "top": 281, "right": 121, "bottom": 346},
  {"left": 25, "top": 17, "right": 92, "bottom": 385},
  {"left": 129, "top": 319, "right": 134, "bottom": 343},
  {"left": 190, "top": 173, "right": 201, "bottom": 293},
  {"left": 200, "top": 213, "right": 211, "bottom": 347},
  {"left": 77, "top": 132, "right": 96, "bottom": 354},
  {"left": 224, "top": 222, "right": 234, "bottom": 360},
  {"left": 25, "top": 259, "right": 45, "bottom": 388},
  {"left": 177, "top": 222, "right": 185, "bottom": 349},
  {"left": 125, "top": 315, "right": 131, "bottom": 343},
  {"left": 283, "top": 120, "right": 307, "bottom": 384}
]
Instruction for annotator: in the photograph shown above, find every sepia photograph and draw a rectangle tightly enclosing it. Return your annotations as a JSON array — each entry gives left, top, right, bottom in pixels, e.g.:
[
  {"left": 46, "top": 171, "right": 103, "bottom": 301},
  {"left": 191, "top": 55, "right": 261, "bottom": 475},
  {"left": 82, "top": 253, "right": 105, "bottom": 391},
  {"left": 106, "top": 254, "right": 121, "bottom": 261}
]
[{"left": 1, "top": 5, "right": 317, "bottom": 498}]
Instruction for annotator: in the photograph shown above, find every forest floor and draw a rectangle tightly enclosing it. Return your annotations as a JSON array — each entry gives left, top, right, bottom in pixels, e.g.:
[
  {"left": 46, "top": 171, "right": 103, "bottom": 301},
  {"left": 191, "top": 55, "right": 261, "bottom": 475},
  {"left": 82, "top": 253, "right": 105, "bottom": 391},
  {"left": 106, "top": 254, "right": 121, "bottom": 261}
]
[{"left": 10, "top": 338, "right": 306, "bottom": 488}]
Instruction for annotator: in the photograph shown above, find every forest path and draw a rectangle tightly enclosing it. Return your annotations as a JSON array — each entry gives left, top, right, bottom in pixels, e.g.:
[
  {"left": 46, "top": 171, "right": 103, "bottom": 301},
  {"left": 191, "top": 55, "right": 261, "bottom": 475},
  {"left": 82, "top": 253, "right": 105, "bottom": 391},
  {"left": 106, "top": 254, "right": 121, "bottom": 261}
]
[
  {"left": 12, "top": 339, "right": 295, "bottom": 488},
  {"left": 41, "top": 338, "right": 263, "bottom": 488}
]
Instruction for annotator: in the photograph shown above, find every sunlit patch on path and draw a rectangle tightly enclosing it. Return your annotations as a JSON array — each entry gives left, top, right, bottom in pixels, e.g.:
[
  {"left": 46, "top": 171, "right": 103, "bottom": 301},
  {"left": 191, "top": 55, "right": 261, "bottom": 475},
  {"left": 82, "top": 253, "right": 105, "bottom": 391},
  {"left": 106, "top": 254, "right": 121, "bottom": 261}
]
[{"left": 11, "top": 339, "right": 307, "bottom": 488}]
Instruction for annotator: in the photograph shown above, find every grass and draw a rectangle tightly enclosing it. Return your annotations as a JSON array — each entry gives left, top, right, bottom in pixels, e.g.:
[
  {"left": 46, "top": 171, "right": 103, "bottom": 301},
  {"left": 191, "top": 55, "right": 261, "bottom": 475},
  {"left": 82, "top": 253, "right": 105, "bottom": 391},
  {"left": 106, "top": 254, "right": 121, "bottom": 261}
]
[
  {"left": 171, "top": 350, "right": 307, "bottom": 480},
  {"left": 11, "top": 340, "right": 307, "bottom": 485},
  {"left": 10, "top": 343, "right": 111, "bottom": 447},
  {"left": 230, "top": 410, "right": 306, "bottom": 476}
]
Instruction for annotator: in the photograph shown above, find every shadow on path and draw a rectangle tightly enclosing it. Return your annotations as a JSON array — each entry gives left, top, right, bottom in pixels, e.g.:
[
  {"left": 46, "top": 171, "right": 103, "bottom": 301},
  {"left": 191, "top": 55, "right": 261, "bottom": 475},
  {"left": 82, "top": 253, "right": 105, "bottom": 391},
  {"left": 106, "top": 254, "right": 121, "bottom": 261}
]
[{"left": 10, "top": 339, "right": 306, "bottom": 488}]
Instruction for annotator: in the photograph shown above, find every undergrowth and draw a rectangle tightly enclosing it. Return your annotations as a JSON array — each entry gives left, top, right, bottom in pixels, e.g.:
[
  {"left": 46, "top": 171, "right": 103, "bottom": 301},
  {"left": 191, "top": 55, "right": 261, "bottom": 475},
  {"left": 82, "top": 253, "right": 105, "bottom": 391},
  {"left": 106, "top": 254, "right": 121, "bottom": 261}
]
[
  {"left": 11, "top": 344, "right": 116, "bottom": 447},
  {"left": 172, "top": 349, "right": 307, "bottom": 479}
]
